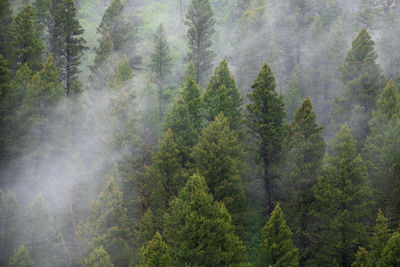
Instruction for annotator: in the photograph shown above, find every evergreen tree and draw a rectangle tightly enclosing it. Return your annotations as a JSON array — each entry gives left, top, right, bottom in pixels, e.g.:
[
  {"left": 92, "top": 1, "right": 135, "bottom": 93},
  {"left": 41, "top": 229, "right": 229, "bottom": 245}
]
[
  {"left": 0, "top": 54, "right": 11, "bottom": 171},
  {"left": 139, "top": 232, "right": 173, "bottom": 267},
  {"left": 13, "top": 5, "right": 44, "bottom": 71},
  {"left": 202, "top": 59, "right": 243, "bottom": 132},
  {"left": 164, "top": 173, "right": 250, "bottom": 266},
  {"left": 363, "top": 79, "right": 400, "bottom": 227},
  {"left": 164, "top": 64, "right": 202, "bottom": 166},
  {"left": 311, "top": 124, "right": 370, "bottom": 267},
  {"left": 51, "top": 0, "right": 86, "bottom": 95},
  {"left": 185, "top": 0, "right": 216, "bottom": 84},
  {"left": 137, "top": 209, "right": 157, "bottom": 247},
  {"left": 149, "top": 23, "right": 172, "bottom": 119},
  {"left": 146, "top": 129, "right": 186, "bottom": 224},
  {"left": 9, "top": 245, "right": 34, "bottom": 267},
  {"left": 191, "top": 113, "right": 247, "bottom": 230},
  {"left": 26, "top": 194, "right": 69, "bottom": 266},
  {"left": 377, "top": 231, "right": 400, "bottom": 267},
  {"left": 369, "top": 211, "right": 391, "bottom": 266},
  {"left": 83, "top": 246, "right": 114, "bottom": 267},
  {"left": 279, "top": 97, "right": 325, "bottom": 265},
  {"left": 0, "top": 0, "right": 14, "bottom": 60},
  {"left": 246, "top": 62, "right": 285, "bottom": 215},
  {"left": 90, "top": 31, "right": 114, "bottom": 88},
  {"left": 79, "top": 176, "right": 134, "bottom": 267},
  {"left": 337, "top": 28, "right": 385, "bottom": 143},
  {"left": 0, "top": 190, "right": 18, "bottom": 265},
  {"left": 257, "top": 203, "right": 299, "bottom": 267}
]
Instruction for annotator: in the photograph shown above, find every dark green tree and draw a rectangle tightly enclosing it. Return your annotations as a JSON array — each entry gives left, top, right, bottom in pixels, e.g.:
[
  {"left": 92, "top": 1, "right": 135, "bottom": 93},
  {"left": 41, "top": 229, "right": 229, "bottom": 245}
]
[
  {"left": 139, "top": 232, "right": 173, "bottom": 267},
  {"left": 0, "top": 0, "right": 14, "bottom": 60},
  {"left": 13, "top": 5, "right": 44, "bottom": 71},
  {"left": 9, "top": 245, "right": 34, "bottom": 267},
  {"left": 149, "top": 23, "right": 172, "bottom": 119},
  {"left": 246, "top": 62, "right": 285, "bottom": 215},
  {"left": 164, "top": 173, "right": 250, "bottom": 266},
  {"left": 369, "top": 210, "right": 391, "bottom": 266},
  {"left": 279, "top": 97, "right": 325, "bottom": 264},
  {"left": 191, "top": 113, "right": 247, "bottom": 230},
  {"left": 337, "top": 28, "right": 385, "bottom": 143},
  {"left": 311, "top": 124, "right": 370, "bottom": 267},
  {"left": 83, "top": 246, "right": 114, "bottom": 267},
  {"left": 0, "top": 54, "right": 11, "bottom": 170},
  {"left": 257, "top": 203, "right": 299, "bottom": 267},
  {"left": 377, "top": 231, "right": 400, "bottom": 267},
  {"left": 0, "top": 190, "right": 18, "bottom": 265},
  {"left": 185, "top": 0, "right": 216, "bottom": 84},
  {"left": 202, "top": 59, "right": 243, "bottom": 132}
]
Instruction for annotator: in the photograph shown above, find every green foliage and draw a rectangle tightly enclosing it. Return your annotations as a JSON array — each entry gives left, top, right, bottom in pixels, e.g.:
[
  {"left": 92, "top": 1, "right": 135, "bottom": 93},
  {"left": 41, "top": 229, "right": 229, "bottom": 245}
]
[
  {"left": 284, "top": 65, "right": 303, "bottom": 122},
  {"left": 13, "top": 5, "right": 44, "bottom": 71},
  {"left": 139, "top": 232, "right": 172, "bottom": 267},
  {"left": 203, "top": 59, "right": 243, "bottom": 131},
  {"left": 191, "top": 112, "right": 247, "bottom": 230},
  {"left": 109, "top": 54, "right": 133, "bottom": 88},
  {"left": 0, "top": 0, "right": 14, "bottom": 60},
  {"left": 137, "top": 209, "right": 157, "bottom": 247},
  {"left": 164, "top": 173, "right": 250, "bottom": 266},
  {"left": 185, "top": 0, "right": 216, "bottom": 84},
  {"left": 246, "top": 62, "right": 285, "bottom": 214},
  {"left": 83, "top": 246, "right": 114, "bottom": 267},
  {"left": 257, "top": 203, "right": 299, "bottom": 267},
  {"left": 311, "top": 124, "right": 370, "bottom": 266},
  {"left": 9, "top": 245, "right": 34, "bottom": 267},
  {"left": 279, "top": 97, "right": 325, "bottom": 264},
  {"left": 369, "top": 211, "right": 391, "bottom": 265},
  {"left": 0, "top": 190, "right": 18, "bottom": 265},
  {"left": 26, "top": 194, "right": 69, "bottom": 266},
  {"left": 377, "top": 231, "right": 400, "bottom": 267}
]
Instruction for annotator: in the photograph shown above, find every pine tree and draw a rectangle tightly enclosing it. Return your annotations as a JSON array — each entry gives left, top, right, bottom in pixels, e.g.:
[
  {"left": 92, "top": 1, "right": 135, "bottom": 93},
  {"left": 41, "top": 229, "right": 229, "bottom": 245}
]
[
  {"left": 109, "top": 54, "right": 133, "bottom": 88},
  {"left": 90, "top": 31, "right": 114, "bottom": 87},
  {"left": 51, "top": 0, "right": 86, "bottom": 95},
  {"left": 9, "top": 245, "right": 34, "bottom": 267},
  {"left": 26, "top": 194, "right": 69, "bottom": 266},
  {"left": 150, "top": 23, "right": 172, "bottom": 119},
  {"left": 146, "top": 129, "right": 186, "bottom": 224},
  {"left": 137, "top": 209, "right": 157, "bottom": 247},
  {"left": 164, "top": 63, "right": 202, "bottom": 166},
  {"left": 311, "top": 124, "right": 370, "bottom": 266},
  {"left": 257, "top": 203, "right": 299, "bottom": 267},
  {"left": 0, "top": 190, "right": 18, "bottom": 265},
  {"left": 0, "top": 0, "right": 14, "bottom": 60},
  {"left": 363, "top": 79, "right": 400, "bottom": 227},
  {"left": 246, "top": 62, "right": 286, "bottom": 215},
  {"left": 369, "top": 211, "right": 391, "bottom": 265},
  {"left": 185, "top": 0, "right": 216, "bottom": 84},
  {"left": 191, "top": 113, "right": 247, "bottom": 230},
  {"left": 202, "top": 59, "right": 243, "bottom": 131},
  {"left": 0, "top": 54, "right": 11, "bottom": 169},
  {"left": 164, "top": 173, "right": 250, "bottom": 266},
  {"left": 337, "top": 28, "right": 385, "bottom": 144},
  {"left": 279, "top": 97, "right": 325, "bottom": 264},
  {"left": 83, "top": 246, "right": 114, "bottom": 267},
  {"left": 139, "top": 232, "right": 173, "bottom": 267},
  {"left": 378, "top": 231, "right": 400, "bottom": 267},
  {"left": 79, "top": 176, "right": 134, "bottom": 267},
  {"left": 13, "top": 5, "right": 44, "bottom": 71}
]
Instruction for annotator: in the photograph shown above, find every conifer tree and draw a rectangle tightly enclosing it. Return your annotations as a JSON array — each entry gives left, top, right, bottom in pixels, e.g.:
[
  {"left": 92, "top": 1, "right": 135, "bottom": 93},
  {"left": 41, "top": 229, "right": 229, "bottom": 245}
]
[
  {"left": 378, "top": 231, "right": 400, "bottom": 266},
  {"left": 139, "top": 232, "right": 173, "bottom": 267},
  {"left": 90, "top": 31, "right": 114, "bottom": 87},
  {"left": 83, "top": 246, "right": 114, "bottom": 267},
  {"left": 257, "top": 203, "right": 299, "bottom": 267},
  {"left": 26, "top": 194, "right": 69, "bottom": 266},
  {"left": 246, "top": 62, "right": 285, "bottom": 215},
  {"left": 13, "top": 5, "right": 44, "bottom": 71},
  {"left": 369, "top": 211, "right": 391, "bottom": 265},
  {"left": 164, "top": 173, "right": 250, "bottom": 266},
  {"left": 363, "top": 79, "right": 400, "bottom": 227},
  {"left": 150, "top": 23, "right": 172, "bottom": 119},
  {"left": 0, "top": 0, "right": 14, "bottom": 60},
  {"left": 0, "top": 55, "right": 11, "bottom": 168},
  {"left": 147, "top": 129, "right": 185, "bottom": 224},
  {"left": 9, "top": 245, "right": 34, "bottom": 267},
  {"left": 279, "top": 97, "right": 325, "bottom": 264},
  {"left": 0, "top": 190, "right": 18, "bottom": 265},
  {"left": 203, "top": 59, "right": 243, "bottom": 131},
  {"left": 164, "top": 63, "right": 202, "bottom": 166},
  {"left": 311, "top": 124, "right": 370, "bottom": 266},
  {"left": 79, "top": 177, "right": 134, "bottom": 267},
  {"left": 137, "top": 209, "right": 157, "bottom": 247},
  {"left": 191, "top": 113, "right": 247, "bottom": 229},
  {"left": 185, "top": 0, "right": 216, "bottom": 84},
  {"left": 337, "top": 28, "right": 385, "bottom": 143}
]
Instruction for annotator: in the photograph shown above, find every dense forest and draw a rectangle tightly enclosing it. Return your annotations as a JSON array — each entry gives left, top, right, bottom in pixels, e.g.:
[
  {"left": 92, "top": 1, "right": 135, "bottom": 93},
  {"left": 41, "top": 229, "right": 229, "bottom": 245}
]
[{"left": 1, "top": 0, "right": 400, "bottom": 266}]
